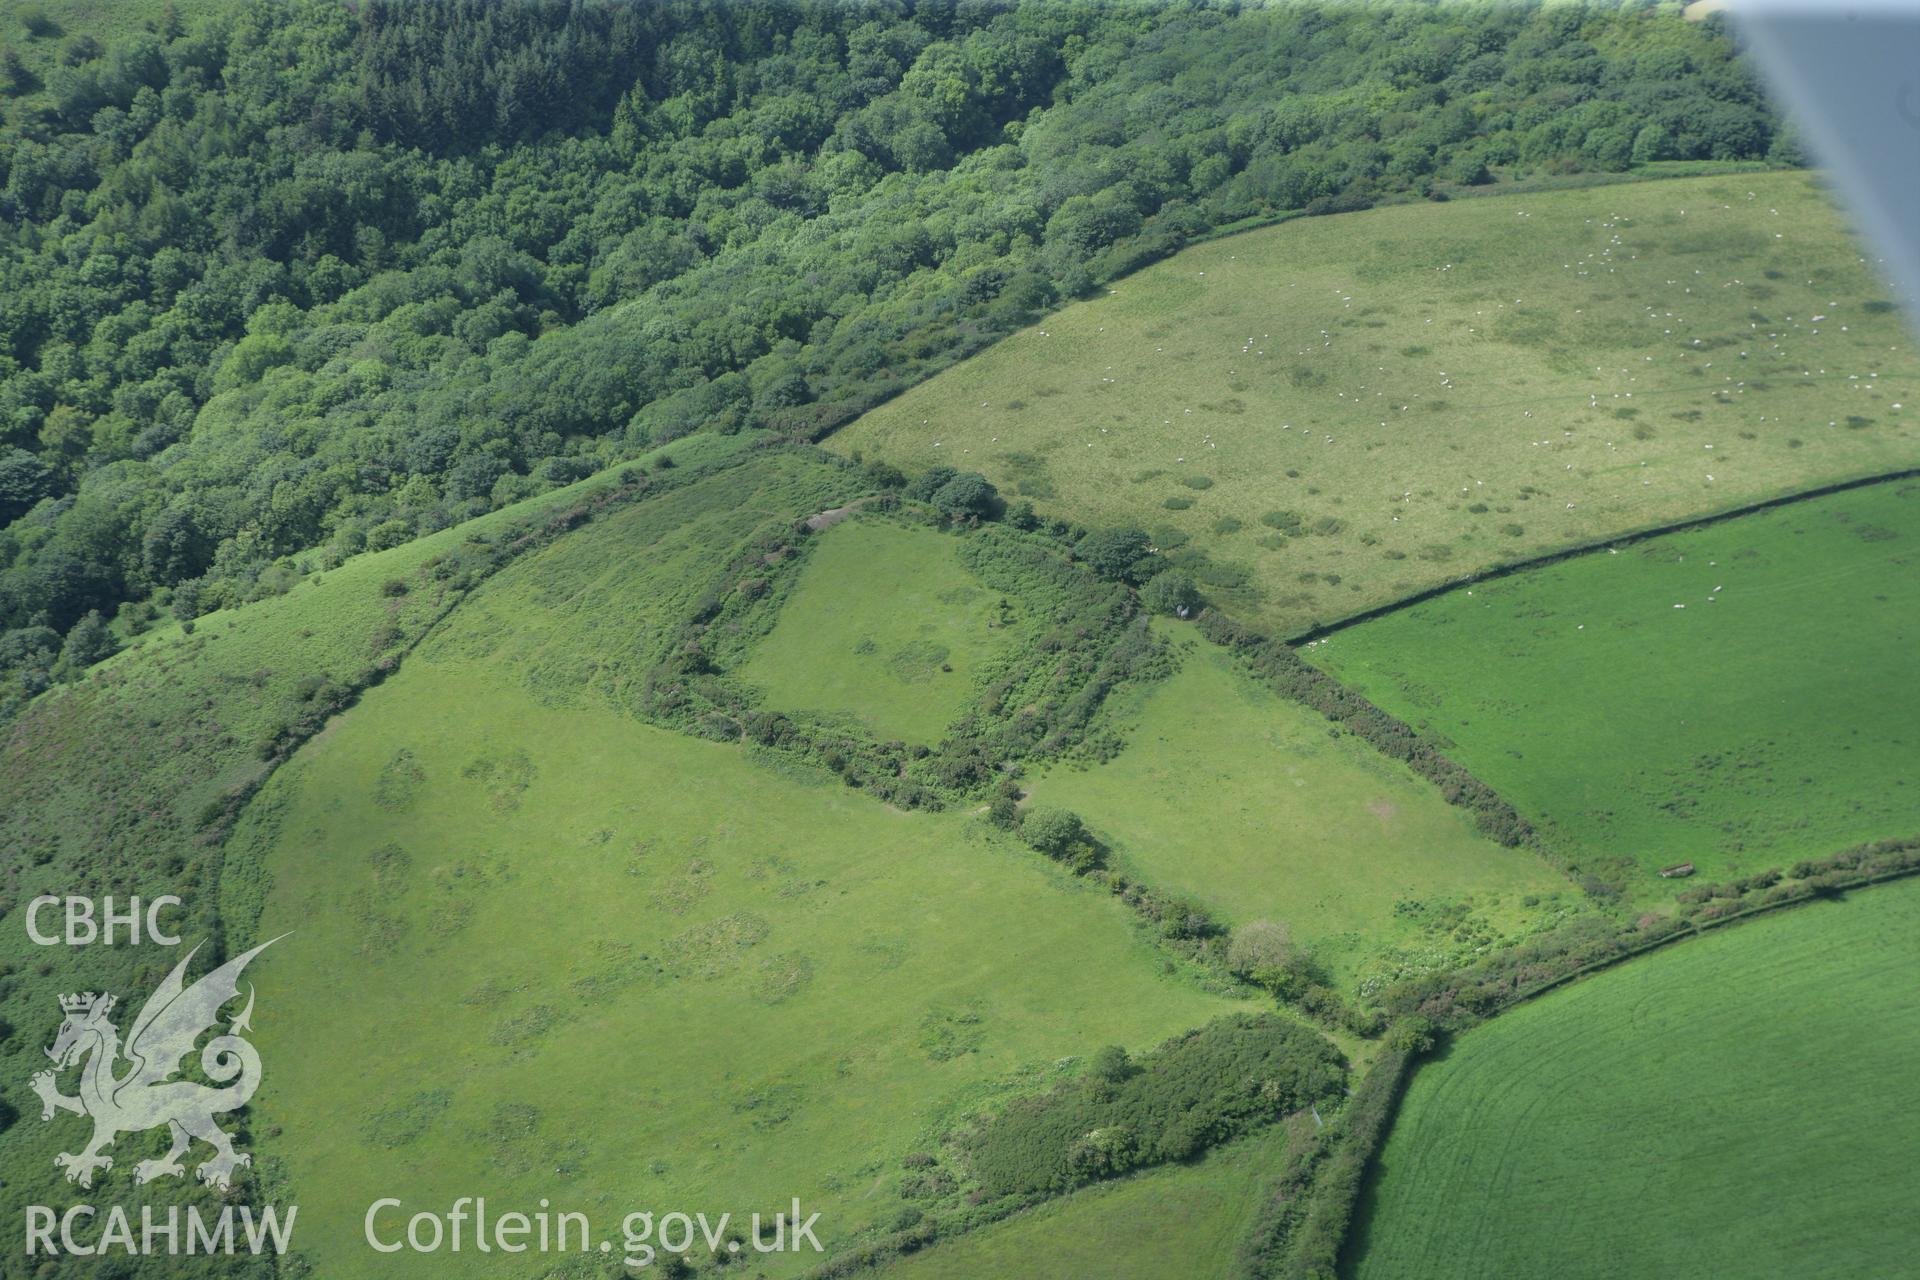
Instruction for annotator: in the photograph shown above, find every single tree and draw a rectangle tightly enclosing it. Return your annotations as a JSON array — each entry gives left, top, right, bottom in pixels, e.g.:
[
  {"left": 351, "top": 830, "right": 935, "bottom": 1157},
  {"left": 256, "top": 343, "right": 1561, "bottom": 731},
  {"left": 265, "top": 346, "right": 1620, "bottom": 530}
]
[
  {"left": 1141, "top": 569, "right": 1201, "bottom": 616},
  {"left": 1076, "top": 526, "right": 1156, "bottom": 583}
]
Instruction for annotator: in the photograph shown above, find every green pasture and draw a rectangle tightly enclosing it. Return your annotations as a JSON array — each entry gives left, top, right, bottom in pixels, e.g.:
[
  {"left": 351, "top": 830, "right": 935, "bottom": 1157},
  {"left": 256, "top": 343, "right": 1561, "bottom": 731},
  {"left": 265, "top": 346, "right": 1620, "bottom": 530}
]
[
  {"left": 225, "top": 487, "right": 1245, "bottom": 1277},
  {"left": 1350, "top": 875, "right": 1920, "bottom": 1279},
  {"left": 1312, "top": 480, "right": 1920, "bottom": 890},
  {"left": 1027, "top": 626, "right": 1575, "bottom": 995},
  {"left": 831, "top": 171, "right": 1920, "bottom": 634},
  {"left": 3, "top": 431, "right": 754, "bottom": 897},
  {"left": 878, "top": 1120, "right": 1304, "bottom": 1280},
  {"left": 0, "top": 443, "right": 668, "bottom": 1245},
  {"left": 737, "top": 518, "right": 1022, "bottom": 743},
  {"left": 0, "top": 435, "right": 771, "bottom": 1243},
  {"left": 423, "top": 445, "right": 844, "bottom": 715}
]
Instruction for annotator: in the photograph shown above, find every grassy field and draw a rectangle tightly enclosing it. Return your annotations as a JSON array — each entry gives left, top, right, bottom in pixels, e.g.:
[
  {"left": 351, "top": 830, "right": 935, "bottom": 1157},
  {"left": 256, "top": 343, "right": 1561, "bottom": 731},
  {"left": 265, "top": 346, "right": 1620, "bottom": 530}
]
[
  {"left": 419, "top": 444, "right": 843, "bottom": 717},
  {"left": 224, "top": 467, "right": 1247, "bottom": 1278},
  {"left": 1349, "top": 875, "right": 1920, "bottom": 1279},
  {"left": 0, "top": 436, "right": 770, "bottom": 1246},
  {"left": 1027, "top": 626, "right": 1575, "bottom": 994},
  {"left": 1312, "top": 480, "right": 1920, "bottom": 891},
  {"left": 737, "top": 518, "right": 1022, "bottom": 743},
  {"left": 877, "top": 1119, "right": 1304, "bottom": 1280},
  {"left": 831, "top": 171, "right": 1920, "bottom": 635}
]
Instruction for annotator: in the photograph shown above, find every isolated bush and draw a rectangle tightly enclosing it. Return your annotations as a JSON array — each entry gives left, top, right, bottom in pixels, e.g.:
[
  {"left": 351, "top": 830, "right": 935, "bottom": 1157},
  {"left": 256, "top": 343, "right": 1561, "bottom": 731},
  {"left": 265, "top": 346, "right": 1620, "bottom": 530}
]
[
  {"left": 864, "top": 460, "right": 907, "bottom": 490},
  {"left": 1227, "top": 920, "right": 1296, "bottom": 976},
  {"left": 930, "top": 472, "right": 999, "bottom": 520},
  {"left": 1021, "top": 807, "right": 1086, "bottom": 858},
  {"left": 904, "top": 466, "right": 959, "bottom": 502},
  {"left": 1076, "top": 526, "right": 1157, "bottom": 584},
  {"left": 53, "top": 610, "right": 116, "bottom": 679},
  {"left": 1260, "top": 510, "right": 1305, "bottom": 535},
  {"left": 986, "top": 793, "right": 1020, "bottom": 828},
  {"left": 1141, "top": 569, "right": 1201, "bottom": 616},
  {"left": 1166, "top": 901, "right": 1217, "bottom": 940},
  {"left": 367, "top": 519, "right": 412, "bottom": 552},
  {"left": 1089, "top": 1044, "right": 1133, "bottom": 1084}
]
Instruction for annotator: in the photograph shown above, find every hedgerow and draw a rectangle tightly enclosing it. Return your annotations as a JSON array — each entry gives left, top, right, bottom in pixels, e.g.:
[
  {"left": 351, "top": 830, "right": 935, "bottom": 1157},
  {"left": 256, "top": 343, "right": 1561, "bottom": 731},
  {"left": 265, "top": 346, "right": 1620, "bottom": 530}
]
[
  {"left": 645, "top": 498, "right": 1169, "bottom": 809},
  {"left": 1373, "top": 835, "right": 1920, "bottom": 1032},
  {"left": 1196, "top": 609, "right": 1535, "bottom": 849},
  {"left": 0, "top": 0, "right": 1786, "bottom": 708},
  {"left": 1235, "top": 835, "right": 1920, "bottom": 1276},
  {"left": 966, "top": 1013, "right": 1346, "bottom": 1198},
  {"left": 1235, "top": 1027, "right": 1425, "bottom": 1280}
]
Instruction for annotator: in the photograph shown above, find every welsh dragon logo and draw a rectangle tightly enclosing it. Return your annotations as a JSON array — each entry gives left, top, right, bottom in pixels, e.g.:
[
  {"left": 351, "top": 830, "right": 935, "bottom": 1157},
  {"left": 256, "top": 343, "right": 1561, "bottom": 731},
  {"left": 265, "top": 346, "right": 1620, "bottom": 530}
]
[{"left": 30, "top": 936, "right": 283, "bottom": 1191}]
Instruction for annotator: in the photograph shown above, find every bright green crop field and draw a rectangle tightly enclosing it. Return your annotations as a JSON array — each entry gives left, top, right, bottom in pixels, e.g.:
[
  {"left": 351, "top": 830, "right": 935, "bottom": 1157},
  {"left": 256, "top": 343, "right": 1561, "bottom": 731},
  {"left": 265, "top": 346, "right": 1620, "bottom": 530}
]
[
  {"left": 738, "top": 518, "right": 1022, "bottom": 743},
  {"left": 1027, "top": 626, "right": 1575, "bottom": 993},
  {"left": 878, "top": 1120, "right": 1303, "bottom": 1280},
  {"left": 223, "top": 469, "right": 1246, "bottom": 1278},
  {"left": 1312, "top": 480, "right": 1920, "bottom": 890},
  {"left": 1349, "top": 875, "right": 1920, "bottom": 1279},
  {"left": 832, "top": 171, "right": 1920, "bottom": 634}
]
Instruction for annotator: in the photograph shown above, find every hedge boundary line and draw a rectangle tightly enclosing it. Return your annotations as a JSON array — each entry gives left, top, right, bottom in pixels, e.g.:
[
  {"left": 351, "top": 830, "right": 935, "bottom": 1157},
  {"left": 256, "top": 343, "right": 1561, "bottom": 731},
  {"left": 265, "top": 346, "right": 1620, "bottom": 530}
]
[
  {"left": 1195, "top": 607, "right": 1541, "bottom": 855},
  {"left": 1287, "top": 466, "right": 1920, "bottom": 646},
  {"left": 1380, "top": 834, "right": 1920, "bottom": 1029},
  {"left": 1241, "top": 834, "right": 1920, "bottom": 1278},
  {"left": 202, "top": 447, "right": 768, "bottom": 947},
  {"left": 1235, "top": 1037, "right": 1421, "bottom": 1280}
]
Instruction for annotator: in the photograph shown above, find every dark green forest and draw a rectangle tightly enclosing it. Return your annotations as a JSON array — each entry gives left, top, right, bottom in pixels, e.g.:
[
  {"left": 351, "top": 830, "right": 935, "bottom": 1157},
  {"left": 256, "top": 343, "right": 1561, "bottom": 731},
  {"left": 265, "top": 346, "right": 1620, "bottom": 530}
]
[{"left": 0, "top": 0, "right": 1783, "bottom": 715}]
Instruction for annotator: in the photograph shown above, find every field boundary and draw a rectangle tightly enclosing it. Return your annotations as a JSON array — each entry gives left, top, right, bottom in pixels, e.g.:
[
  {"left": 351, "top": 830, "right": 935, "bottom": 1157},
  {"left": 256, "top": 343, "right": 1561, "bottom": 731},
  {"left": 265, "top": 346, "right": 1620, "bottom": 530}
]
[
  {"left": 1292, "top": 842, "right": 1920, "bottom": 1279},
  {"left": 814, "top": 163, "right": 1804, "bottom": 451},
  {"left": 1287, "top": 466, "right": 1920, "bottom": 646},
  {"left": 204, "top": 446, "right": 792, "bottom": 918},
  {"left": 1187, "top": 159, "right": 1786, "bottom": 250},
  {"left": 1489, "top": 858, "right": 1920, "bottom": 1014}
]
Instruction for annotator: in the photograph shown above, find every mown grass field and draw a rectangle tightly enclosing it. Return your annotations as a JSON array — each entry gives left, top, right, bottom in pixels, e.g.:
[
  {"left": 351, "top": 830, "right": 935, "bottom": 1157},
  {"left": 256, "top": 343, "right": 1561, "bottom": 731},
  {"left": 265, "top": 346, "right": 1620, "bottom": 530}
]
[
  {"left": 878, "top": 1120, "right": 1303, "bottom": 1280},
  {"left": 1027, "top": 626, "right": 1575, "bottom": 994},
  {"left": 1312, "top": 480, "right": 1920, "bottom": 890},
  {"left": 831, "top": 171, "right": 1920, "bottom": 635},
  {"left": 738, "top": 518, "right": 1022, "bottom": 743},
  {"left": 1349, "top": 875, "right": 1920, "bottom": 1279},
  {"left": 225, "top": 463, "right": 1247, "bottom": 1278}
]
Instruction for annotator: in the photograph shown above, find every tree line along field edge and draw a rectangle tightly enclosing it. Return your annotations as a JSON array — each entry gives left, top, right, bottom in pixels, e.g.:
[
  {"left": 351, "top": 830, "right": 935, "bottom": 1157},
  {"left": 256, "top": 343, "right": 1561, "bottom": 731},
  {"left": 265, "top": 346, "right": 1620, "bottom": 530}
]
[{"left": 1, "top": 0, "right": 1795, "bottom": 709}]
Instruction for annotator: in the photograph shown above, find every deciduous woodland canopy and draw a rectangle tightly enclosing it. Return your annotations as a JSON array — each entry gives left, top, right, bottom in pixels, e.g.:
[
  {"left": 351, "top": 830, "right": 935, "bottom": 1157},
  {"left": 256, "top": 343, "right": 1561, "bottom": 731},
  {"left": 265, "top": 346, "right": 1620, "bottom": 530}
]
[{"left": 0, "top": 0, "right": 1783, "bottom": 713}]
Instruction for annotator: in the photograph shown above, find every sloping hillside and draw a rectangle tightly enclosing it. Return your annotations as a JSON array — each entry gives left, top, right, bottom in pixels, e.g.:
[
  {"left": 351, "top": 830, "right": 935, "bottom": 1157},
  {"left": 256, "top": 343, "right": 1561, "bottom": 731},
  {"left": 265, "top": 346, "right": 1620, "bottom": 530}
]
[{"left": 833, "top": 171, "right": 1919, "bottom": 633}]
